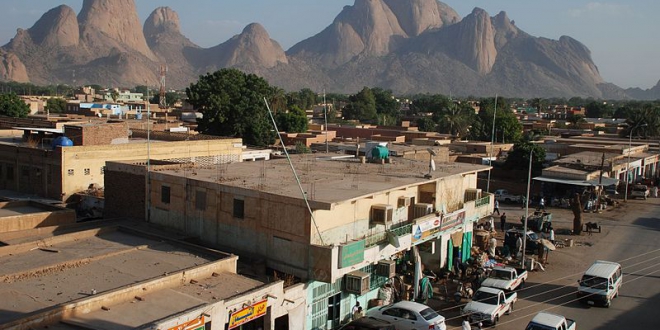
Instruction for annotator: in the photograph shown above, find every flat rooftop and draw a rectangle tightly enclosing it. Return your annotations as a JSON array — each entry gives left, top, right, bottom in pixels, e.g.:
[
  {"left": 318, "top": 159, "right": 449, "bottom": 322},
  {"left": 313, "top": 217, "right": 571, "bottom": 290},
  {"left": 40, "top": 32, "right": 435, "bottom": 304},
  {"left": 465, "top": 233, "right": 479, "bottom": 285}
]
[
  {"left": 0, "top": 221, "right": 263, "bottom": 329},
  {"left": 151, "top": 155, "right": 490, "bottom": 204}
]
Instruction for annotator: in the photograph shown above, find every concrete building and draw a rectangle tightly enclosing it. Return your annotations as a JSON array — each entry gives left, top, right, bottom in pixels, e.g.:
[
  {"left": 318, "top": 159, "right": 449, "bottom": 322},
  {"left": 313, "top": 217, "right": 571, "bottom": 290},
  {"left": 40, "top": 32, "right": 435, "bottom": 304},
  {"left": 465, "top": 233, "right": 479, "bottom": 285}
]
[
  {"left": 105, "top": 154, "right": 493, "bottom": 329},
  {"left": 0, "top": 200, "right": 76, "bottom": 233},
  {"left": 0, "top": 220, "right": 304, "bottom": 330},
  {"left": 0, "top": 122, "right": 243, "bottom": 201}
]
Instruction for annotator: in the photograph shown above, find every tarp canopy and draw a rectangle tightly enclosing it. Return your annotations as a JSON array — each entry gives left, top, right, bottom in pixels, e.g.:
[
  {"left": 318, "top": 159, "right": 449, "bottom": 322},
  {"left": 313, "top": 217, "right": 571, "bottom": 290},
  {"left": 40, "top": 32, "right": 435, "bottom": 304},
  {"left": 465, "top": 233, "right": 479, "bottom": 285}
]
[{"left": 533, "top": 176, "right": 619, "bottom": 187}]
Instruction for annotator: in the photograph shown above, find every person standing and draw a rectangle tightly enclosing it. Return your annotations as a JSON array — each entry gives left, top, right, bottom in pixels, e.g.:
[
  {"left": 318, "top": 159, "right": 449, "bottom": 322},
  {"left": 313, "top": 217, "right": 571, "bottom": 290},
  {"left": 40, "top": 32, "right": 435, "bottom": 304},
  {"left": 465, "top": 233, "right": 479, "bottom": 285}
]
[
  {"left": 462, "top": 319, "right": 472, "bottom": 330},
  {"left": 351, "top": 301, "right": 360, "bottom": 320},
  {"left": 515, "top": 234, "right": 523, "bottom": 259},
  {"left": 500, "top": 213, "right": 507, "bottom": 231},
  {"left": 548, "top": 226, "right": 555, "bottom": 244},
  {"left": 538, "top": 197, "right": 545, "bottom": 211},
  {"left": 488, "top": 236, "right": 497, "bottom": 257},
  {"left": 352, "top": 306, "right": 364, "bottom": 320},
  {"left": 493, "top": 200, "right": 500, "bottom": 215}
]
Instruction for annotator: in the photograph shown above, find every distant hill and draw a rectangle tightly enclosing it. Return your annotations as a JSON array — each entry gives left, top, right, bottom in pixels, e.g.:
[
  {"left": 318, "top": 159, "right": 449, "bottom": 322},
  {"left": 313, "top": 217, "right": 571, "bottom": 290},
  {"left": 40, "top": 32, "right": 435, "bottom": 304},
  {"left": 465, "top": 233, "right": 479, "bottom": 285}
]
[{"left": 0, "top": 0, "right": 648, "bottom": 99}]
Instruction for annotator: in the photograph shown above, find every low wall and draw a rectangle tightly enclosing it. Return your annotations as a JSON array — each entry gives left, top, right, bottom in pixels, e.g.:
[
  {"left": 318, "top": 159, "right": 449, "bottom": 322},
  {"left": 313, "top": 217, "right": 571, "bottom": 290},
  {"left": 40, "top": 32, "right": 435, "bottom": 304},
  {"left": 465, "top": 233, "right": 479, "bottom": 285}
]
[{"left": 0, "top": 201, "right": 76, "bottom": 233}]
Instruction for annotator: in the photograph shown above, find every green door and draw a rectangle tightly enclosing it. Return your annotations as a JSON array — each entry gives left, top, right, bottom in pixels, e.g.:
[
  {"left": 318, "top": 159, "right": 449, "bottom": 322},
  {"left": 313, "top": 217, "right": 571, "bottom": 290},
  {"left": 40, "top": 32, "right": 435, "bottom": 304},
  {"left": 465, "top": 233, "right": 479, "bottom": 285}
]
[{"left": 447, "top": 239, "right": 453, "bottom": 271}]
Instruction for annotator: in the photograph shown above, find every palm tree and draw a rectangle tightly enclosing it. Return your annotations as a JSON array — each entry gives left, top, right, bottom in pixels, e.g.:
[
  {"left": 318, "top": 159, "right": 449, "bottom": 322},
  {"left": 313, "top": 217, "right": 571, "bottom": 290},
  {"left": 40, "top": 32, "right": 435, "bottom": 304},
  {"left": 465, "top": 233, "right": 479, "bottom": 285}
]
[{"left": 621, "top": 108, "right": 660, "bottom": 138}]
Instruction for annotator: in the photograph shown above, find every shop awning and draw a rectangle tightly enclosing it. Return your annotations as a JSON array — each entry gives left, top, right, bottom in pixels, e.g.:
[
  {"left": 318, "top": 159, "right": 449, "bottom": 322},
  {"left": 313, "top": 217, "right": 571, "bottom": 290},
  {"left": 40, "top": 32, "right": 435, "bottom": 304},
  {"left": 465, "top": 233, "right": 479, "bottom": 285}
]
[{"left": 533, "top": 176, "right": 619, "bottom": 187}]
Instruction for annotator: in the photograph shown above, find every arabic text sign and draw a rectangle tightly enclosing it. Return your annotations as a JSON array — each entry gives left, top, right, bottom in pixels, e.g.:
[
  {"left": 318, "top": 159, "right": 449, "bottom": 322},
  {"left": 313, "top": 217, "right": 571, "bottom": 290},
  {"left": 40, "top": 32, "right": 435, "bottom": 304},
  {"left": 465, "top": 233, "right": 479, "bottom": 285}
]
[
  {"left": 229, "top": 300, "right": 268, "bottom": 329},
  {"left": 412, "top": 215, "right": 441, "bottom": 243},
  {"left": 440, "top": 210, "right": 465, "bottom": 232},
  {"left": 167, "top": 316, "right": 205, "bottom": 330}
]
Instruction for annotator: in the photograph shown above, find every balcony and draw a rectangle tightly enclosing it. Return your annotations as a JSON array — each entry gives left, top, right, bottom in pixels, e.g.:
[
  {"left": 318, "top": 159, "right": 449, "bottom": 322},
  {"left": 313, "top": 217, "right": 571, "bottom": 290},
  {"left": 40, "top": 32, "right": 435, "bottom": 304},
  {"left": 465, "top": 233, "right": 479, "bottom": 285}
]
[
  {"left": 464, "top": 193, "right": 493, "bottom": 221},
  {"left": 365, "top": 223, "right": 412, "bottom": 247}
]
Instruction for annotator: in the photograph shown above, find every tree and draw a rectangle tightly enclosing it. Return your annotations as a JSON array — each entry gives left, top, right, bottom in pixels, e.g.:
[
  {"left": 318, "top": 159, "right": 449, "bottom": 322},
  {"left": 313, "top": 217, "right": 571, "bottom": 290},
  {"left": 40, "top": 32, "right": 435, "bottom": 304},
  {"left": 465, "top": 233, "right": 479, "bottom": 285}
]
[
  {"left": 371, "top": 88, "right": 399, "bottom": 125},
  {"left": 0, "top": 93, "right": 30, "bottom": 118},
  {"left": 434, "top": 101, "right": 474, "bottom": 137},
  {"left": 620, "top": 107, "right": 660, "bottom": 138},
  {"left": 504, "top": 142, "right": 546, "bottom": 171},
  {"left": 568, "top": 114, "right": 586, "bottom": 128},
  {"left": 342, "top": 87, "right": 377, "bottom": 122},
  {"left": 416, "top": 117, "right": 436, "bottom": 132},
  {"left": 469, "top": 98, "right": 522, "bottom": 143},
  {"left": 186, "top": 68, "right": 277, "bottom": 147},
  {"left": 276, "top": 105, "right": 308, "bottom": 133},
  {"left": 585, "top": 101, "right": 613, "bottom": 118},
  {"left": 46, "top": 98, "right": 67, "bottom": 113}
]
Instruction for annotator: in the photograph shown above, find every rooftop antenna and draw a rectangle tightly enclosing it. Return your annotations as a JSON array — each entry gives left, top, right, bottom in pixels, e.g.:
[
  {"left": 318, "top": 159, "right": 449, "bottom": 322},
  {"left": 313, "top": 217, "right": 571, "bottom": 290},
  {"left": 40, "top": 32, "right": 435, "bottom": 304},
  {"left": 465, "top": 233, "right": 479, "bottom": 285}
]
[
  {"left": 323, "top": 89, "right": 329, "bottom": 154},
  {"left": 158, "top": 64, "right": 168, "bottom": 109},
  {"left": 264, "top": 97, "right": 325, "bottom": 245}
]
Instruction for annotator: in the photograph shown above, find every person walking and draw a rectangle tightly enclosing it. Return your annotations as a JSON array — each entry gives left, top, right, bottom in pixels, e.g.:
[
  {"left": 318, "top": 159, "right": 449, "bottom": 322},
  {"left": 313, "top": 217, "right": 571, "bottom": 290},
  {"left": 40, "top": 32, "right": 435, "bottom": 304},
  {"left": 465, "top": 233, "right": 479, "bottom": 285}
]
[
  {"left": 462, "top": 319, "right": 472, "bottom": 330},
  {"left": 538, "top": 197, "right": 545, "bottom": 211},
  {"left": 493, "top": 200, "right": 500, "bottom": 215},
  {"left": 548, "top": 226, "right": 555, "bottom": 245},
  {"left": 500, "top": 213, "right": 507, "bottom": 231}
]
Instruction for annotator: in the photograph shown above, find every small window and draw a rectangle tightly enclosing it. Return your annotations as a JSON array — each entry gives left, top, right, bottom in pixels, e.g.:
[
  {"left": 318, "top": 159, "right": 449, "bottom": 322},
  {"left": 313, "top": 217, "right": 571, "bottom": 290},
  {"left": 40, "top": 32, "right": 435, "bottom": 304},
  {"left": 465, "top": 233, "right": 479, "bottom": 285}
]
[
  {"left": 100, "top": 166, "right": 106, "bottom": 174},
  {"left": 195, "top": 190, "right": 207, "bottom": 211},
  {"left": 233, "top": 198, "right": 244, "bottom": 219},
  {"left": 161, "top": 185, "right": 171, "bottom": 204},
  {"left": 67, "top": 169, "right": 74, "bottom": 176},
  {"left": 84, "top": 168, "right": 90, "bottom": 175}
]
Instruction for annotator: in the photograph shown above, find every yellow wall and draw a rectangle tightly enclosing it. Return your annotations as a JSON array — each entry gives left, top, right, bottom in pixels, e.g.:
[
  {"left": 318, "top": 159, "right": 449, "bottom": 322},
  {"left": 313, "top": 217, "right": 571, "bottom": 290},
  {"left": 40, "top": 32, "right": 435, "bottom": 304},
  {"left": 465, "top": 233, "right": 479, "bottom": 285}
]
[{"left": 60, "top": 139, "right": 242, "bottom": 200}]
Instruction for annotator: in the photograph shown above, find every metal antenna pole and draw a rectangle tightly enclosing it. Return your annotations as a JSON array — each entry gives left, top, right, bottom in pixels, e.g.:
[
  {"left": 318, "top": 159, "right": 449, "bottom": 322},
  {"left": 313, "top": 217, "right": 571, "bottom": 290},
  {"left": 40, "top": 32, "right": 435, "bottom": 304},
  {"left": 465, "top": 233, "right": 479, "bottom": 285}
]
[
  {"left": 486, "top": 95, "right": 498, "bottom": 193},
  {"left": 521, "top": 147, "right": 533, "bottom": 268},
  {"left": 146, "top": 82, "right": 151, "bottom": 222},
  {"left": 324, "top": 89, "right": 329, "bottom": 154}
]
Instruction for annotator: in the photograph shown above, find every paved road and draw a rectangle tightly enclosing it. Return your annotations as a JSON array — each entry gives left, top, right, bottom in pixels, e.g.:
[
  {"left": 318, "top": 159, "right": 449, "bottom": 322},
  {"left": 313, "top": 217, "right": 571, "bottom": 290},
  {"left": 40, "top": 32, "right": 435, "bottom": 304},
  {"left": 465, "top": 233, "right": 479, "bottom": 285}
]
[{"left": 437, "top": 197, "right": 660, "bottom": 329}]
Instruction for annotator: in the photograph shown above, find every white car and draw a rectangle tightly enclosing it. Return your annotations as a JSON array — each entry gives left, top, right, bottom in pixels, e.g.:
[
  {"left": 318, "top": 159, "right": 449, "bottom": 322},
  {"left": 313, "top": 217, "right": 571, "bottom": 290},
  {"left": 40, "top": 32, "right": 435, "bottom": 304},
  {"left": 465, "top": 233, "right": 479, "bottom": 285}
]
[{"left": 365, "top": 301, "right": 446, "bottom": 330}]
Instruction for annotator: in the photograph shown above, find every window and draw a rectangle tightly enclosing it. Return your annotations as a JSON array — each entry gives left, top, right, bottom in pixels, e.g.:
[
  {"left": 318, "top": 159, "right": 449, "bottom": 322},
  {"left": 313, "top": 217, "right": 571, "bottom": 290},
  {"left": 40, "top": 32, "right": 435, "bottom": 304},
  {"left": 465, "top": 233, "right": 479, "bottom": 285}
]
[
  {"left": 84, "top": 168, "right": 90, "bottom": 175},
  {"left": 233, "top": 198, "right": 244, "bottom": 219},
  {"left": 67, "top": 169, "right": 74, "bottom": 176},
  {"left": 161, "top": 185, "right": 171, "bottom": 204},
  {"left": 100, "top": 166, "right": 106, "bottom": 174},
  {"left": 195, "top": 190, "right": 207, "bottom": 211}
]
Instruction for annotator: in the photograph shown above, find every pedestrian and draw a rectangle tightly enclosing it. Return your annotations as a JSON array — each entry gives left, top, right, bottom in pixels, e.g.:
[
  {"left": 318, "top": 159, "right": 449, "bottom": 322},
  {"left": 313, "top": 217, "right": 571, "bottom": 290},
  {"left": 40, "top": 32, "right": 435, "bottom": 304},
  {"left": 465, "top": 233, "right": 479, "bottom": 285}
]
[
  {"left": 538, "top": 197, "right": 545, "bottom": 211},
  {"left": 515, "top": 234, "right": 523, "bottom": 259},
  {"left": 462, "top": 319, "right": 472, "bottom": 330},
  {"left": 488, "top": 216, "right": 495, "bottom": 232},
  {"left": 500, "top": 213, "right": 507, "bottom": 231},
  {"left": 351, "top": 301, "right": 360, "bottom": 320},
  {"left": 493, "top": 200, "right": 500, "bottom": 215},
  {"left": 548, "top": 226, "right": 555, "bottom": 245},
  {"left": 352, "top": 306, "right": 364, "bottom": 320},
  {"left": 488, "top": 236, "right": 497, "bottom": 257}
]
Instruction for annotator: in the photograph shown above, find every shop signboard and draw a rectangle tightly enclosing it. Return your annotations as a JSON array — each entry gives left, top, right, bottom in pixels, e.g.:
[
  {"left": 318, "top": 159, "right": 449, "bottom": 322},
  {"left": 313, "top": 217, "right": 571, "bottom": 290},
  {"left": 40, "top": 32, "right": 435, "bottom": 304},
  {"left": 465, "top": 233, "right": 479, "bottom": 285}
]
[
  {"left": 228, "top": 300, "right": 268, "bottom": 329},
  {"left": 339, "top": 239, "right": 365, "bottom": 268},
  {"left": 412, "top": 215, "right": 441, "bottom": 243},
  {"left": 440, "top": 209, "right": 465, "bottom": 232},
  {"left": 168, "top": 316, "right": 207, "bottom": 330}
]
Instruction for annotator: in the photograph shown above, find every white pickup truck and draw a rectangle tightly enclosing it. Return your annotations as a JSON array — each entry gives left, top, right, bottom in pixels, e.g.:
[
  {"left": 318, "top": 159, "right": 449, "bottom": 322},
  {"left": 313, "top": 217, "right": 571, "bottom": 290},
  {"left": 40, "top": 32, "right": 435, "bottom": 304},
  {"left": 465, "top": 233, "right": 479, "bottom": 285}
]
[
  {"left": 462, "top": 287, "right": 517, "bottom": 326},
  {"left": 481, "top": 266, "right": 528, "bottom": 291},
  {"left": 494, "top": 189, "right": 522, "bottom": 204},
  {"left": 526, "top": 312, "right": 576, "bottom": 330}
]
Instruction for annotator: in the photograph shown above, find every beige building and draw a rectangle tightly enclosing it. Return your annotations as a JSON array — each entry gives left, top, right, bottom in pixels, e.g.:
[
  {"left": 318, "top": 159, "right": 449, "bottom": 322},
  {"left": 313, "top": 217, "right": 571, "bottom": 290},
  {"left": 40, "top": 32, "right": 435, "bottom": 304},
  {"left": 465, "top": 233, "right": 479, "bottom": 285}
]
[
  {"left": 105, "top": 154, "right": 493, "bottom": 329},
  {"left": 0, "top": 220, "right": 304, "bottom": 330},
  {"left": 0, "top": 122, "right": 243, "bottom": 201}
]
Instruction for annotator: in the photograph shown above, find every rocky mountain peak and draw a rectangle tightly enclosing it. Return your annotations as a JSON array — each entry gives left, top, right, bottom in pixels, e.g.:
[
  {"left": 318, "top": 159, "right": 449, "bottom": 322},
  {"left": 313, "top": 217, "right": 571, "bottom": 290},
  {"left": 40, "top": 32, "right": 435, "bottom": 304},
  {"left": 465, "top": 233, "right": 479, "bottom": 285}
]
[
  {"left": 382, "top": 0, "right": 457, "bottom": 36},
  {"left": 28, "top": 5, "right": 79, "bottom": 48},
  {"left": 453, "top": 7, "right": 497, "bottom": 74},
  {"left": 144, "top": 7, "right": 182, "bottom": 38},
  {"left": 78, "top": 0, "right": 156, "bottom": 60}
]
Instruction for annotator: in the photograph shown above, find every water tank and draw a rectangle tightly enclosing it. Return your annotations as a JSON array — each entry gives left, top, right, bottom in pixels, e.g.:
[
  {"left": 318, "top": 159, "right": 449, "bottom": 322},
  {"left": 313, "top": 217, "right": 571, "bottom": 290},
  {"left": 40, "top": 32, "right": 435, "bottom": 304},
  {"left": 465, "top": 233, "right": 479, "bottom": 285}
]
[
  {"left": 371, "top": 146, "right": 390, "bottom": 160},
  {"left": 52, "top": 136, "right": 74, "bottom": 150}
]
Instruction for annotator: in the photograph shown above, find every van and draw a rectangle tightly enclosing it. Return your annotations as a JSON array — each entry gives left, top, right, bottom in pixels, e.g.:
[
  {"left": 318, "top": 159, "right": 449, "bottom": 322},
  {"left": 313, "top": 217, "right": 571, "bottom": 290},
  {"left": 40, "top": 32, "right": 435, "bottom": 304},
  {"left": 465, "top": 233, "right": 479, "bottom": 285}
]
[{"left": 577, "top": 260, "right": 622, "bottom": 307}]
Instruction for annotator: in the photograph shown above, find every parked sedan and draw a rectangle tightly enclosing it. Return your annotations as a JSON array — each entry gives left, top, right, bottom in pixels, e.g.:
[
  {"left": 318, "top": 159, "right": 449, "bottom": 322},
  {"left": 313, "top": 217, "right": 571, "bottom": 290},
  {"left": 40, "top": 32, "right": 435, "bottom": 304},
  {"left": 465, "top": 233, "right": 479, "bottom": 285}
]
[{"left": 365, "top": 301, "right": 446, "bottom": 330}]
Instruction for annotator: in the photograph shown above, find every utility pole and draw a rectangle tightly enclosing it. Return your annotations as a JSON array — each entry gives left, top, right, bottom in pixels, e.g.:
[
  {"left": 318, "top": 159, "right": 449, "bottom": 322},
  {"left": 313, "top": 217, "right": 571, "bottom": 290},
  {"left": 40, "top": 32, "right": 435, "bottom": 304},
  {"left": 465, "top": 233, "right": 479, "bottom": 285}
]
[
  {"left": 324, "top": 89, "right": 329, "bottom": 154},
  {"left": 486, "top": 95, "right": 498, "bottom": 193},
  {"left": 158, "top": 64, "right": 168, "bottom": 109}
]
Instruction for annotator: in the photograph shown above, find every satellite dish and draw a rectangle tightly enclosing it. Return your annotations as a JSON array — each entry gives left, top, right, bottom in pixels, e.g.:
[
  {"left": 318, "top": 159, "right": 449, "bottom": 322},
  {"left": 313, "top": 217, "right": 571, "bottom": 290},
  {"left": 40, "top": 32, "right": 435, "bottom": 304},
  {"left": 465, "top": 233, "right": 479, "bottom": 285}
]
[{"left": 431, "top": 159, "right": 436, "bottom": 172}]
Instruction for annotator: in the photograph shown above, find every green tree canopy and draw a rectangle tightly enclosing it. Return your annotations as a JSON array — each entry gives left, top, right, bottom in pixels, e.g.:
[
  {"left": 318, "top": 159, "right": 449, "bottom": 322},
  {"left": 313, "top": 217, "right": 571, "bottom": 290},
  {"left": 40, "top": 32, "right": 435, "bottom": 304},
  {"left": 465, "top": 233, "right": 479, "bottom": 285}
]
[
  {"left": 585, "top": 101, "right": 613, "bottom": 118},
  {"left": 343, "top": 87, "right": 377, "bottom": 123},
  {"left": 0, "top": 93, "right": 30, "bottom": 118},
  {"left": 408, "top": 94, "right": 450, "bottom": 114},
  {"left": 620, "top": 107, "right": 660, "bottom": 138},
  {"left": 186, "top": 68, "right": 276, "bottom": 147},
  {"left": 276, "top": 105, "right": 308, "bottom": 133},
  {"left": 45, "top": 98, "right": 67, "bottom": 113},
  {"left": 371, "top": 88, "right": 399, "bottom": 125},
  {"left": 469, "top": 98, "right": 522, "bottom": 143},
  {"left": 504, "top": 142, "right": 546, "bottom": 171},
  {"left": 434, "top": 101, "right": 475, "bottom": 137},
  {"left": 416, "top": 117, "right": 436, "bottom": 132}
]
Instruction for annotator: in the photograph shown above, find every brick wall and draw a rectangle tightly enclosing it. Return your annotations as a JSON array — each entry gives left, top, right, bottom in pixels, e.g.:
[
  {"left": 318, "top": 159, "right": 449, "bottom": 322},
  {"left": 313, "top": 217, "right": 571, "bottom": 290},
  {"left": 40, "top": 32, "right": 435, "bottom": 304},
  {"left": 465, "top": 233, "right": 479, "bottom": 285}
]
[{"left": 104, "top": 168, "right": 146, "bottom": 220}]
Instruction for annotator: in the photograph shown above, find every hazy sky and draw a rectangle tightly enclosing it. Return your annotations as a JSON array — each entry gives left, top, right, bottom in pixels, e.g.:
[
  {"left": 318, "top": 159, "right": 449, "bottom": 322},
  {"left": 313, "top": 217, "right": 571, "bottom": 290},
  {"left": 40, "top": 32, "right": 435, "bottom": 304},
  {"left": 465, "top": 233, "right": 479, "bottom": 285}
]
[{"left": 1, "top": 0, "right": 657, "bottom": 89}]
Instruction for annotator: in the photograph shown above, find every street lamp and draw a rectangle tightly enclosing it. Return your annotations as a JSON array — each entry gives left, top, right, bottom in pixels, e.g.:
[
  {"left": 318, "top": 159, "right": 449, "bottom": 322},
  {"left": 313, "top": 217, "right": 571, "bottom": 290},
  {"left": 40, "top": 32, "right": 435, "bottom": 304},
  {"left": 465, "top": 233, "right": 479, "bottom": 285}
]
[
  {"left": 624, "top": 123, "right": 648, "bottom": 202},
  {"left": 521, "top": 147, "right": 533, "bottom": 269}
]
